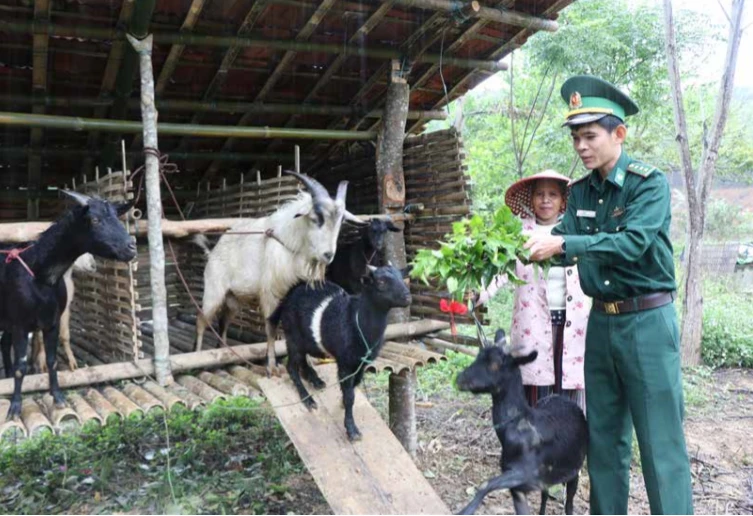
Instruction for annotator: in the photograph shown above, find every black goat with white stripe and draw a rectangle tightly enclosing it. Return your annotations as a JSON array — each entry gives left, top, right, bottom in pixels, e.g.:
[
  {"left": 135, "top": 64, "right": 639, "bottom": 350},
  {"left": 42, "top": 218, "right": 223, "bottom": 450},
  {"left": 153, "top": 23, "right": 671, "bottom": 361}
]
[{"left": 269, "top": 265, "right": 411, "bottom": 441}]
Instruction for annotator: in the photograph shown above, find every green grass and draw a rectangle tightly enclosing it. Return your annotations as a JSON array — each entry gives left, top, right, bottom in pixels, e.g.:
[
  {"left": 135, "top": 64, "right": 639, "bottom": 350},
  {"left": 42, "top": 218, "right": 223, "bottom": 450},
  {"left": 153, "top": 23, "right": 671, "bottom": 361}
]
[{"left": 0, "top": 397, "right": 310, "bottom": 515}]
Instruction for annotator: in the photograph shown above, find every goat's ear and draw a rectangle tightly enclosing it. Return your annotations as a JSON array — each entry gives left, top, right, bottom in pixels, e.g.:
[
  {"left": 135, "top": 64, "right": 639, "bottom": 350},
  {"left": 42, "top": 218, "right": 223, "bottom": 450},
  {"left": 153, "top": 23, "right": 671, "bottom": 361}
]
[
  {"left": 114, "top": 201, "right": 134, "bottom": 217},
  {"left": 400, "top": 265, "right": 413, "bottom": 278},
  {"left": 513, "top": 351, "right": 538, "bottom": 367},
  {"left": 61, "top": 190, "right": 92, "bottom": 206},
  {"left": 494, "top": 329, "right": 507, "bottom": 347},
  {"left": 386, "top": 220, "right": 401, "bottom": 232}
]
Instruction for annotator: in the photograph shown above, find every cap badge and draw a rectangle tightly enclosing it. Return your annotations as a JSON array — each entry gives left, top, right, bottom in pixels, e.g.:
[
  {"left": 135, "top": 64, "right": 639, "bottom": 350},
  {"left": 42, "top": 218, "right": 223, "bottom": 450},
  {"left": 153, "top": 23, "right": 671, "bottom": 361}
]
[{"left": 569, "top": 91, "right": 582, "bottom": 110}]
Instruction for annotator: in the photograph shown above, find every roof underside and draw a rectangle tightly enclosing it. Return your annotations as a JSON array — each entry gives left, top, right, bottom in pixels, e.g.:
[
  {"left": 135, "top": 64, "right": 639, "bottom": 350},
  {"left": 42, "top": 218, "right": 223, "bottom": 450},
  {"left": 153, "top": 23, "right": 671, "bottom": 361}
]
[{"left": 0, "top": 0, "right": 574, "bottom": 194}]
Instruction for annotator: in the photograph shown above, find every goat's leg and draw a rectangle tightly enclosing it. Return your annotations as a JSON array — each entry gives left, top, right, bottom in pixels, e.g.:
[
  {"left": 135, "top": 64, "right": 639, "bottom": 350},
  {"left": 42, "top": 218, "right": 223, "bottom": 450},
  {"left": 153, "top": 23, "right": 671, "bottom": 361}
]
[
  {"left": 8, "top": 330, "right": 30, "bottom": 420},
  {"left": 511, "top": 489, "right": 532, "bottom": 515},
  {"left": 32, "top": 330, "right": 47, "bottom": 373},
  {"left": 301, "top": 357, "right": 325, "bottom": 389},
  {"left": 564, "top": 476, "right": 578, "bottom": 515},
  {"left": 264, "top": 319, "right": 282, "bottom": 377},
  {"left": 457, "top": 471, "right": 528, "bottom": 515},
  {"left": 538, "top": 489, "right": 549, "bottom": 515},
  {"left": 59, "top": 306, "right": 77, "bottom": 371},
  {"left": 339, "top": 372, "right": 361, "bottom": 441},
  {"left": 2, "top": 331, "right": 14, "bottom": 378},
  {"left": 195, "top": 293, "right": 224, "bottom": 352},
  {"left": 43, "top": 322, "right": 65, "bottom": 407},
  {"left": 287, "top": 352, "right": 316, "bottom": 410}
]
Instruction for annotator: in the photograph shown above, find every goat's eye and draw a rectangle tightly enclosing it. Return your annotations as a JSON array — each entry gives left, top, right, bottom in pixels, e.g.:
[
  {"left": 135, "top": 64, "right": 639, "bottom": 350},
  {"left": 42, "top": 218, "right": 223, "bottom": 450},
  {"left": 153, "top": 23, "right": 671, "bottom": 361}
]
[{"left": 489, "top": 361, "right": 500, "bottom": 372}]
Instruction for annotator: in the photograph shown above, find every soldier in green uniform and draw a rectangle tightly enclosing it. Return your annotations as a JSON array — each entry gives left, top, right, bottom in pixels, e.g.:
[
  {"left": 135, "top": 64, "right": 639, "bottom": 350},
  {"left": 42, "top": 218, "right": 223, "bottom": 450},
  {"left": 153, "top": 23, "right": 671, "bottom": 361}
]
[{"left": 524, "top": 75, "right": 693, "bottom": 515}]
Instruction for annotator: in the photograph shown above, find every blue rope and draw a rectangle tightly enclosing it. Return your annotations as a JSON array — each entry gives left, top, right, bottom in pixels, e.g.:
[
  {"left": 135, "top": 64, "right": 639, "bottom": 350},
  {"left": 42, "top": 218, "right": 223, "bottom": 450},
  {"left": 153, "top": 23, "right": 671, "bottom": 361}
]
[{"left": 355, "top": 309, "right": 377, "bottom": 367}]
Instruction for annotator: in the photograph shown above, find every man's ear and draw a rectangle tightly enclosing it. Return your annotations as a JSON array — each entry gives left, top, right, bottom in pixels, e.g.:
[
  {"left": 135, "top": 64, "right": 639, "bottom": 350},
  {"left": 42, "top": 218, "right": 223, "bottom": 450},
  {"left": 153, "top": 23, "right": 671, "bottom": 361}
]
[{"left": 614, "top": 124, "right": 627, "bottom": 144}]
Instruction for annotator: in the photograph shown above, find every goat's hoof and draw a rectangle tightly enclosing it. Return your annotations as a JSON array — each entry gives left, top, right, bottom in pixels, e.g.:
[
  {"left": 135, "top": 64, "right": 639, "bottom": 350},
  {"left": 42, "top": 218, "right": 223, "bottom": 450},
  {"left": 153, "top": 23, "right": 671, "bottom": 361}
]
[
  {"left": 346, "top": 428, "right": 362, "bottom": 441},
  {"left": 303, "top": 398, "right": 318, "bottom": 411},
  {"left": 7, "top": 402, "right": 21, "bottom": 421},
  {"left": 310, "top": 378, "right": 326, "bottom": 390}
]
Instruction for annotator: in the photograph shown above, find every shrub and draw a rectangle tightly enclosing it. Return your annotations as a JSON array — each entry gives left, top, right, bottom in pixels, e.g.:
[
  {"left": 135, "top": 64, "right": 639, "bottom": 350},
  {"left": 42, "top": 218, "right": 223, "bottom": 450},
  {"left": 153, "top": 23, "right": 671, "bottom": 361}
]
[{"left": 701, "top": 282, "right": 753, "bottom": 368}]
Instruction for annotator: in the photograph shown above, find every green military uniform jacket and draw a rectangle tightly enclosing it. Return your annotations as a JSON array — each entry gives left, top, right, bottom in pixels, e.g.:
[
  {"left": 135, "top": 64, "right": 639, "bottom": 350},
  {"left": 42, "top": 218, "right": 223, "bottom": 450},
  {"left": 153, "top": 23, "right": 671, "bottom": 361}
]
[{"left": 553, "top": 151, "right": 676, "bottom": 302}]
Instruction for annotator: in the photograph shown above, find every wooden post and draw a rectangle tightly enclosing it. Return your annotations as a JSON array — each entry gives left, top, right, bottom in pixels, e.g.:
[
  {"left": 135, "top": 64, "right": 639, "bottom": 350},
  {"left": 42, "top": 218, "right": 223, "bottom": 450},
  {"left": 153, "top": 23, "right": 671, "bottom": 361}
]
[
  {"left": 127, "top": 33, "right": 173, "bottom": 387},
  {"left": 388, "top": 369, "right": 417, "bottom": 458},
  {"left": 377, "top": 59, "right": 416, "bottom": 455}
]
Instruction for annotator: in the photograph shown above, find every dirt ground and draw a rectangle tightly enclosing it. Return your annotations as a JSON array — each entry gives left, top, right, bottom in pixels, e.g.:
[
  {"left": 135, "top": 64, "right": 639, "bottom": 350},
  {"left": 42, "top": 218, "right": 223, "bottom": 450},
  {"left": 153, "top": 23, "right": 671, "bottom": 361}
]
[{"left": 359, "top": 367, "right": 753, "bottom": 515}]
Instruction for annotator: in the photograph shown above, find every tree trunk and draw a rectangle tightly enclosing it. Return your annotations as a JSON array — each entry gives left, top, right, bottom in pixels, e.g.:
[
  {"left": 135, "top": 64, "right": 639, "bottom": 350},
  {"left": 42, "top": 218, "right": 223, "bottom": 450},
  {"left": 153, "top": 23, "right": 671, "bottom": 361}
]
[
  {"left": 663, "top": 0, "right": 746, "bottom": 366},
  {"left": 376, "top": 60, "right": 410, "bottom": 325}
]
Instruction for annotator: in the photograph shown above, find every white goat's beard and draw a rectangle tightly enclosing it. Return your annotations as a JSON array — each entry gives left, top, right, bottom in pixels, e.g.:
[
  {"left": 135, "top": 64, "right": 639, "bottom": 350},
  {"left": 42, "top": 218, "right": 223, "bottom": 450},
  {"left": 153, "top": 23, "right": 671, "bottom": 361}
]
[{"left": 304, "top": 260, "right": 327, "bottom": 286}]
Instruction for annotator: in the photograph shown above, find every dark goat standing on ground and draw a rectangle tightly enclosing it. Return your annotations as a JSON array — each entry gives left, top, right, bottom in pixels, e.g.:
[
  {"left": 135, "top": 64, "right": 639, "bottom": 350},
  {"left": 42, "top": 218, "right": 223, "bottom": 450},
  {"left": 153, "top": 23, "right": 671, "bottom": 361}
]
[
  {"left": 456, "top": 330, "right": 588, "bottom": 515},
  {"left": 325, "top": 219, "right": 400, "bottom": 294},
  {"left": 0, "top": 191, "right": 135, "bottom": 419},
  {"left": 269, "top": 265, "right": 411, "bottom": 441}
]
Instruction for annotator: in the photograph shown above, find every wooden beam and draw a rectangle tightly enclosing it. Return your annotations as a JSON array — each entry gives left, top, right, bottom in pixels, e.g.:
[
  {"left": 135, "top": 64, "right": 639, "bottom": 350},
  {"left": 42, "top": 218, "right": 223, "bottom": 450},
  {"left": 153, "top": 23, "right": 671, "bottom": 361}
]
[
  {"left": 407, "top": 0, "right": 576, "bottom": 133},
  {"left": 130, "top": 0, "right": 209, "bottom": 151},
  {"left": 82, "top": 1, "right": 136, "bottom": 173},
  {"left": 27, "top": 0, "right": 51, "bottom": 220},
  {"left": 128, "top": 34, "right": 173, "bottom": 387},
  {"left": 249, "top": 0, "right": 398, "bottom": 172},
  {"left": 201, "top": 0, "right": 338, "bottom": 182},
  {"left": 392, "top": 0, "right": 559, "bottom": 32},
  {"left": 170, "top": 0, "right": 270, "bottom": 154}
]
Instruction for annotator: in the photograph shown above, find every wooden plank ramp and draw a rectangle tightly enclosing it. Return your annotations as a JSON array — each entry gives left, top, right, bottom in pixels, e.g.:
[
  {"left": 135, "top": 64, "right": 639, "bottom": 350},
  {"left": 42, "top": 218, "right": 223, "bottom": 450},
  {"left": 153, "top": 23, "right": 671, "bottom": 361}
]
[{"left": 258, "top": 363, "right": 450, "bottom": 515}]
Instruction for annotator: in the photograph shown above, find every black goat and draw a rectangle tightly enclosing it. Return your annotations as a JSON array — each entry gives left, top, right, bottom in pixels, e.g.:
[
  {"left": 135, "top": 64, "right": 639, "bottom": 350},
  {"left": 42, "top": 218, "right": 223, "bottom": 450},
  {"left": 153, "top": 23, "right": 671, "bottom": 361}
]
[
  {"left": 269, "top": 265, "right": 411, "bottom": 441},
  {"left": 456, "top": 330, "right": 588, "bottom": 515},
  {"left": 0, "top": 191, "right": 135, "bottom": 419},
  {"left": 325, "top": 218, "right": 400, "bottom": 294}
]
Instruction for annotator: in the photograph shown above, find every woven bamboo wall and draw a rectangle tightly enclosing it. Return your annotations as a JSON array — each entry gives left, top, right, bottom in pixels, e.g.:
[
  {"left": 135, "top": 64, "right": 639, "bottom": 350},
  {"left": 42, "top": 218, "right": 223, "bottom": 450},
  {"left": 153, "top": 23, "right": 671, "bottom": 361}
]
[
  {"left": 68, "top": 170, "right": 141, "bottom": 363},
  {"left": 403, "top": 128, "right": 485, "bottom": 324}
]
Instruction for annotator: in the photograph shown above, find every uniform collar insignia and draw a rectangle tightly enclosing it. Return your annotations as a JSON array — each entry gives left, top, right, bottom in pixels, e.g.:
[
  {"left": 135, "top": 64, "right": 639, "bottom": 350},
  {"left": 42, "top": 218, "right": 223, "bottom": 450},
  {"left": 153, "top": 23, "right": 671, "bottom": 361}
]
[{"left": 612, "top": 207, "right": 625, "bottom": 218}]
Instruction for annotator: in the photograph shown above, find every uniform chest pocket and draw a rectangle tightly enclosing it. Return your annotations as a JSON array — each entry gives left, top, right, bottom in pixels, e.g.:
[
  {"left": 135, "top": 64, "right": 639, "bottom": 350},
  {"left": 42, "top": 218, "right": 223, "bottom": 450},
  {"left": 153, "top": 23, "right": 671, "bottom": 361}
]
[
  {"left": 576, "top": 216, "right": 596, "bottom": 235},
  {"left": 603, "top": 214, "right": 626, "bottom": 233}
]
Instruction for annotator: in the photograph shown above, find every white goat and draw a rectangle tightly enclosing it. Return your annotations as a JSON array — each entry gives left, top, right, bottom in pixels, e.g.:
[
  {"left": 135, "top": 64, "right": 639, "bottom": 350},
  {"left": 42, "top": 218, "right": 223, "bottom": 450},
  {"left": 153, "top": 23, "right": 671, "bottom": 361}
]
[
  {"left": 32, "top": 253, "right": 97, "bottom": 372},
  {"left": 193, "top": 171, "right": 361, "bottom": 375}
]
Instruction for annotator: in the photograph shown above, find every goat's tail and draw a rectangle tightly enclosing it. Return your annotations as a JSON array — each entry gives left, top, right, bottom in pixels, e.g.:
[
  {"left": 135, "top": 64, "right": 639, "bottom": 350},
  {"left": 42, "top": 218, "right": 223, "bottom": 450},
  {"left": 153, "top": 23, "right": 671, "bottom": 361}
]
[
  {"left": 191, "top": 234, "right": 213, "bottom": 257},
  {"left": 457, "top": 470, "right": 527, "bottom": 515}
]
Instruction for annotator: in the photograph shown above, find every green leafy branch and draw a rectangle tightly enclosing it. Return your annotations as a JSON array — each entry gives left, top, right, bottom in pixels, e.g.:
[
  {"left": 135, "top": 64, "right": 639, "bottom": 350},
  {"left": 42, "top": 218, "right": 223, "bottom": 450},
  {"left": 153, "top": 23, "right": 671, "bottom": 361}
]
[{"left": 410, "top": 206, "right": 546, "bottom": 302}]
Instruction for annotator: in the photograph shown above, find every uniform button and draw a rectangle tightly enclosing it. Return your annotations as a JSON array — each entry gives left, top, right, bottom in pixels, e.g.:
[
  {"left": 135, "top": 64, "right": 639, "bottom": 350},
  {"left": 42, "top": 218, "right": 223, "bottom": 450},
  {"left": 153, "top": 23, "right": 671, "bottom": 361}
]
[
  {"left": 573, "top": 257, "right": 579, "bottom": 263},
  {"left": 566, "top": 321, "right": 572, "bottom": 327},
  {"left": 567, "top": 295, "right": 573, "bottom": 302},
  {"left": 586, "top": 226, "right": 591, "bottom": 230},
  {"left": 595, "top": 228, "right": 599, "bottom": 232},
  {"left": 598, "top": 199, "right": 604, "bottom": 204},
  {"left": 604, "top": 280, "right": 610, "bottom": 286}
]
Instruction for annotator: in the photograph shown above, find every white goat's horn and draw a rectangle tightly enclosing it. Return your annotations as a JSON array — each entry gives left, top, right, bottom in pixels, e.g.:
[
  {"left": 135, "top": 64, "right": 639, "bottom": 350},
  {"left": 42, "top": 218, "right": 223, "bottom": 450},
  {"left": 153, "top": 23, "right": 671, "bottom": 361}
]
[
  {"left": 336, "top": 180, "right": 349, "bottom": 203},
  {"left": 283, "top": 170, "right": 330, "bottom": 205},
  {"left": 367, "top": 265, "right": 377, "bottom": 272},
  {"left": 61, "top": 190, "right": 91, "bottom": 206},
  {"left": 344, "top": 210, "right": 368, "bottom": 225}
]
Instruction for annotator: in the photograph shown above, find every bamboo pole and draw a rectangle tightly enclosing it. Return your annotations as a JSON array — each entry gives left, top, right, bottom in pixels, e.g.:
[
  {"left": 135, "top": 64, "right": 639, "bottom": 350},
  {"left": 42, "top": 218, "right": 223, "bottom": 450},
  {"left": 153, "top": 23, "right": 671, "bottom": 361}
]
[
  {"left": 1, "top": 95, "right": 449, "bottom": 120},
  {"left": 392, "top": 0, "right": 558, "bottom": 32},
  {"left": 0, "top": 20, "right": 507, "bottom": 71},
  {"left": 128, "top": 33, "right": 173, "bottom": 387},
  {"left": 0, "top": 111, "right": 377, "bottom": 140},
  {"left": 388, "top": 369, "right": 417, "bottom": 458},
  {"left": 0, "top": 322, "right": 445, "bottom": 395}
]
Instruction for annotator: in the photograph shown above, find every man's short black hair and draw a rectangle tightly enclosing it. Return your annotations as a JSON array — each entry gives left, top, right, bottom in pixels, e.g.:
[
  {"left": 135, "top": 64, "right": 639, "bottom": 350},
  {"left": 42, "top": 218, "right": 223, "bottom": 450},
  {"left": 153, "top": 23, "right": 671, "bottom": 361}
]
[{"left": 570, "top": 114, "right": 625, "bottom": 133}]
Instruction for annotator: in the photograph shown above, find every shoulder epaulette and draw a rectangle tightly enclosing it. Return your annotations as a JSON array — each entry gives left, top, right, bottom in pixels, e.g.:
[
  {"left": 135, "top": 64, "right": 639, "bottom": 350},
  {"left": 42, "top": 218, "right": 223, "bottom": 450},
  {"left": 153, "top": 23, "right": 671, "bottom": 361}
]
[{"left": 627, "top": 161, "right": 657, "bottom": 178}]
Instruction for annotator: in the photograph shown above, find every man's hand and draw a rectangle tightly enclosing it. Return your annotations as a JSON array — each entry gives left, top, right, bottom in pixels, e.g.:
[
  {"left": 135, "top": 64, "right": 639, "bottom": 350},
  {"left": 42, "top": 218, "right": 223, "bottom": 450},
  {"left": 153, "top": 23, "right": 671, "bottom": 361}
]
[{"left": 524, "top": 235, "right": 565, "bottom": 262}]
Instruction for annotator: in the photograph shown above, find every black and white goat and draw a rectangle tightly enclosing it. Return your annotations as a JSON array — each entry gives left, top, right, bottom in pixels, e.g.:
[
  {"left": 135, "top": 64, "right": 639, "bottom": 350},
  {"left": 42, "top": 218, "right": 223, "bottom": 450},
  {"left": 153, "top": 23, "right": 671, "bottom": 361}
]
[
  {"left": 193, "top": 171, "right": 364, "bottom": 376},
  {"left": 268, "top": 265, "right": 411, "bottom": 441},
  {"left": 325, "top": 218, "right": 400, "bottom": 294},
  {"left": 455, "top": 330, "right": 588, "bottom": 515},
  {"left": 0, "top": 191, "right": 135, "bottom": 419}
]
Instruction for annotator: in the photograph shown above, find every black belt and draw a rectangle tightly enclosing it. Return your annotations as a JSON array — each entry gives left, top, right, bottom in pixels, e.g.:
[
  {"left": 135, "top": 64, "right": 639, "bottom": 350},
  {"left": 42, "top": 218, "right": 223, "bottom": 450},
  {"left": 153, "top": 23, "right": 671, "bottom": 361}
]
[{"left": 593, "top": 291, "right": 676, "bottom": 315}]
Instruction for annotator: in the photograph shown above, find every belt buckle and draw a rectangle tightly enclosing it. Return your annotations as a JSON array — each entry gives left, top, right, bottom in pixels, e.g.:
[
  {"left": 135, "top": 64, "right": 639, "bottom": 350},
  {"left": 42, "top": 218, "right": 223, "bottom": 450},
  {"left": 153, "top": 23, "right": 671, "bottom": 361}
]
[{"left": 604, "top": 301, "right": 620, "bottom": 314}]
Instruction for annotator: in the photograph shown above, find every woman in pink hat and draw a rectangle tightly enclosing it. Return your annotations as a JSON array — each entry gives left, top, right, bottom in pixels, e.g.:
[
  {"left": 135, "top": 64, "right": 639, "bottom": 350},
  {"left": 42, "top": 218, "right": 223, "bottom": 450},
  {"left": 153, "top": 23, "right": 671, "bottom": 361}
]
[{"left": 477, "top": 170, "right": 590, "bottom": 411}]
